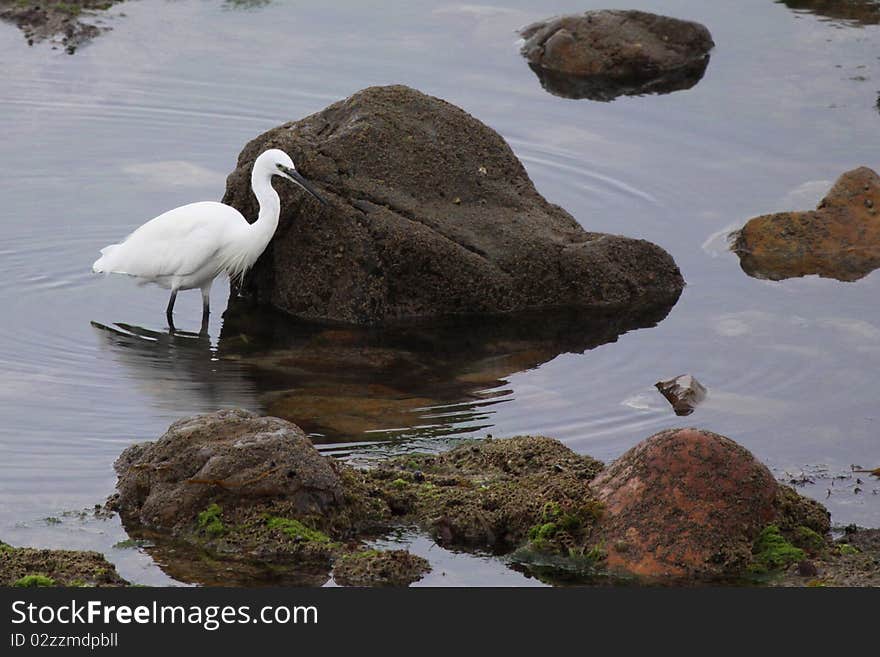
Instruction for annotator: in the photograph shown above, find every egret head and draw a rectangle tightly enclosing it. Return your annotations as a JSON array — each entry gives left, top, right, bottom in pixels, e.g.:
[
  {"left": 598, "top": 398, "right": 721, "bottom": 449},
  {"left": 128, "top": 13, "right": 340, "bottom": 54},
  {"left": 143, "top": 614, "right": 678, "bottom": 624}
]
[{"left": 258, "top": 149, "right": 327, "bottom": 206}]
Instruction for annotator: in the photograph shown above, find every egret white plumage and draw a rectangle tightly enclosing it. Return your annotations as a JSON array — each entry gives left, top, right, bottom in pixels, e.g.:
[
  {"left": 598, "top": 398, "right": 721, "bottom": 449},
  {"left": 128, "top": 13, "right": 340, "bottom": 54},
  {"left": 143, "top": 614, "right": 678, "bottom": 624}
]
[{"left": 92, "top": 149, "right": 326, "bottom": 332}]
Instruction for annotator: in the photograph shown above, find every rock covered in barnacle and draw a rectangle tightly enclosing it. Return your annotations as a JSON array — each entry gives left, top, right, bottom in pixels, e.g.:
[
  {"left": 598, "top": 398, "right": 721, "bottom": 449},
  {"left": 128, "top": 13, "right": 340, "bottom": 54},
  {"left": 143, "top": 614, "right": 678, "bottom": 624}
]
[{"left": 222, "top": 85, "right": 684, "bottom": 323}]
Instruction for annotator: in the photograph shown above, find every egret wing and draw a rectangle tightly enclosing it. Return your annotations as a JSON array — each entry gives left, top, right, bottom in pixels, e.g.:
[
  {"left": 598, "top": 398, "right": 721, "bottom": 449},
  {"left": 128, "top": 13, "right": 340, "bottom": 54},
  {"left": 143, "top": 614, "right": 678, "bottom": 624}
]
[{"left": 96, "top": 202, "right": 243, "bottom": 280}]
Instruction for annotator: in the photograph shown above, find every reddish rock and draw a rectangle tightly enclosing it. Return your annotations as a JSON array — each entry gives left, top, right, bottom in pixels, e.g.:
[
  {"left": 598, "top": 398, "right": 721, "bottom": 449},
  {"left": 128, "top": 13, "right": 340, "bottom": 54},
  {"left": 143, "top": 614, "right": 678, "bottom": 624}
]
[
  {"left": 591, "top": 428, "right": 828, "bottom": 578},
  {"left": 733, "top": 167, "right": 880, "bottom": 282}
]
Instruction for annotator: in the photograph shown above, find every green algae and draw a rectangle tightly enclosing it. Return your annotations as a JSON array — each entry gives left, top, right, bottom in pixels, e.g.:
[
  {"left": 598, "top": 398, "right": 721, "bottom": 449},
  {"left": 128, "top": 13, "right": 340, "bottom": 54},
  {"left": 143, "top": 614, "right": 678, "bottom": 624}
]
[
  {"left": 837, "top": 543, "right": 859, "bottom": 555},
  {"left": 792, "top": 525, "right": 825, "bottom": 553},
  {"left": 266, "top": 517, "right": 331, "bottom": 543},
  {"left": 197, "top": 504, "right": 226, "bottom": 537},
  {"left": 749, "top": 525, "right": 805, "bottom": 573},
  {"left": 14, "top": 574, "right": 56, "bottom": 587}
]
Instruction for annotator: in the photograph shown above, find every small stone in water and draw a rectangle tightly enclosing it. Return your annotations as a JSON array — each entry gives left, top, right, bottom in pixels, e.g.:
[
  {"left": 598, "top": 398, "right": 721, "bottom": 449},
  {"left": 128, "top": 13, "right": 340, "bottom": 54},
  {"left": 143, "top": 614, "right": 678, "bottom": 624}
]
[{"left": 655, "top": 374, "right": 707, "bottom": 416}]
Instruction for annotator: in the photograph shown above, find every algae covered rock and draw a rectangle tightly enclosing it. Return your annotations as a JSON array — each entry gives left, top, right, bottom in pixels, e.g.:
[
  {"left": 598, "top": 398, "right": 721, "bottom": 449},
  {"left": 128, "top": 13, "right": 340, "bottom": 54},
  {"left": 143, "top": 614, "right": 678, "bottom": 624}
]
[
  {"left": 222, "top": 85, "right": 683, "bottom": 323},
  {"left": 733, "top": 167, "right": 880, "bottom": 282},
  {"left": 519, "top": 10, "right": 713, "bottom": 100},
  {"left": 0, "top": 542, "right": 128, "bottom": 587},
  {"left": 370, "top": 436, "right": 605, "bottom": 550},
  {"left": 113, "top": 409, "right": 346, "bottom": 534},
  {"left": 0, "top": 0, "right": 125, "bottom": 54},
  {"left": 333, "top": 549, "right": 430, "bottom": 587},
  {"left": 110, "top": 409, "right": 391, "bottom": 580},
  {"left": 109, "top": 411, "right": 838, "bottom": 586}
]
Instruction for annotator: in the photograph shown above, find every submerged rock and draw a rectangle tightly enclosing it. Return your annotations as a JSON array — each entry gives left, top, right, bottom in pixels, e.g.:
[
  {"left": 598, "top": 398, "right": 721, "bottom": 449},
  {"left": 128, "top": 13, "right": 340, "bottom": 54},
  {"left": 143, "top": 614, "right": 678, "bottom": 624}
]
[
  {"left": 519, "top": 10, "right": 714, "bottom": 101},
  {"left": 0, "top": 0, "right": 124, "bottom": 54},
  {"left": 655, "top": 374, "right": 707, "bottom": 416},
  {"left": 0, "top": 541, "right": 127, "bottom": 587},
  {"left": 222, "top": 85, "right": 683, "bottom": 324},
  {"left": 333, "top": 549, "right": 431, "bottom": 587},
  {"left": 590, "top": 428, "right": 830, "bottom": 578},
  {"left": 732, "top": 167, "right": 880, "bottom": 282}
]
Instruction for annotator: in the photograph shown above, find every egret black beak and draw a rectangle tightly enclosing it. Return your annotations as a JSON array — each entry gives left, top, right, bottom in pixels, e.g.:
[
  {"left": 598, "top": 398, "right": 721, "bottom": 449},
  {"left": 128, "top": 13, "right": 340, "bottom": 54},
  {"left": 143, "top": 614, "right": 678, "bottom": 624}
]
[{"left": 280, "top": 166, "right": 328, "bottom": 206}]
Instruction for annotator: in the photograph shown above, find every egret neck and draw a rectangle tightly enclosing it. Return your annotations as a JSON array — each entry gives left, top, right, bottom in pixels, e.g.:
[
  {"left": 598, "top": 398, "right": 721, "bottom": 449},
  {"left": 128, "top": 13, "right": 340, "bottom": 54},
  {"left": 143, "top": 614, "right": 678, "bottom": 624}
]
[{"left": 247, "top": 160, "right": 283, "bottom": 269}]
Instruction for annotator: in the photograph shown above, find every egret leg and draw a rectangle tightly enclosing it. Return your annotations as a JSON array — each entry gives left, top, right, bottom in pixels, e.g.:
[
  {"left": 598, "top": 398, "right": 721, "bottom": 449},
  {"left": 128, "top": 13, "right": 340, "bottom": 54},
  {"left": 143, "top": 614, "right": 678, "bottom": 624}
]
[
  {"left": 199, "top": 288, "right": 211, "bottom": 336},
  {"left": 166, "top": 290, "right": 178, "bottom": 331}
]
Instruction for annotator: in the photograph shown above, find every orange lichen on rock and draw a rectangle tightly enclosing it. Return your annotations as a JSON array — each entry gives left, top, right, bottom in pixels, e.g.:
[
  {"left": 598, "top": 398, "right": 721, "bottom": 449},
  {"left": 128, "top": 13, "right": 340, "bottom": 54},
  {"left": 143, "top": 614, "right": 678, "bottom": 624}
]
[{"left": 733, "top": 167, "right": 880, "bottom": 282}]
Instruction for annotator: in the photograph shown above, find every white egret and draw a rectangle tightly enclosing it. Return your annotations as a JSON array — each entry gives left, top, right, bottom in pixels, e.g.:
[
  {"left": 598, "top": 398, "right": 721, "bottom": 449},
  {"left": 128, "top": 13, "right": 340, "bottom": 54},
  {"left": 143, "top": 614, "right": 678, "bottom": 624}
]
[{"left": 92, "top": 149, "right": 326, "bottom": 332}]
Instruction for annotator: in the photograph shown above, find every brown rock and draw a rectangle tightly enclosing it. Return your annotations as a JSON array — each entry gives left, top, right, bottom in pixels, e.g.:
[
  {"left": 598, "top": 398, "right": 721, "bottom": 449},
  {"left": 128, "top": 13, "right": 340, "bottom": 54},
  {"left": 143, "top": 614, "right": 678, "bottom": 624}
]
[
  {"left": 222, "top": 85, "right": 683, "bottom": 324},
  {"left": 0, "top": 0, "right": 123, "bottom": 54},
  {"left": 519, "top": 10, "right": 713, "bottom": 100},
  {"left": 733, "top": 167, "right": 880, "bottom": 282},
  {"left": 333, "top": 549, "right": 431, "bottom": 587},
  {"left": 113, "top": 409, "right": 344, "bottom": 533},
  {"left": 591, "top": 428, "right": 828, "bottom": 578}
]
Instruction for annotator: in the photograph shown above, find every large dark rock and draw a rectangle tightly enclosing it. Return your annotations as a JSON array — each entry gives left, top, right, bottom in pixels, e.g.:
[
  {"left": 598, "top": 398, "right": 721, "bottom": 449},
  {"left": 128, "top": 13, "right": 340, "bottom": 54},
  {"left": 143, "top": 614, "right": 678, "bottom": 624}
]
[
  {"left": 732, "top": 167, "right": 880, "bottom": 282},
  {"left": 519, "top": 11, "right": 713, "bottom": 100},
  {"left": 222, "top": 85, "right": 683, "bottom": 324}
]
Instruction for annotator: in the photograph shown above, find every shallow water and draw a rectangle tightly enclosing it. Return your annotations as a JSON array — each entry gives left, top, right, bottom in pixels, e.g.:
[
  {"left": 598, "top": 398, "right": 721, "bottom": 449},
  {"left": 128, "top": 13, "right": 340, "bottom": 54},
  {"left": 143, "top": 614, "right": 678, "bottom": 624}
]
[{"left": 0, "top": 0, "right": 878, "bottom": 585}]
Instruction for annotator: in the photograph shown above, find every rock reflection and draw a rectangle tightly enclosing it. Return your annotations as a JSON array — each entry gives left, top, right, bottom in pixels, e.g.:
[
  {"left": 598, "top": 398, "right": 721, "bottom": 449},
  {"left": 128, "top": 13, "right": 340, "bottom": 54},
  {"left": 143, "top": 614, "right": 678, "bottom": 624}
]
[
  {"left": 526, "top": 59, "right": 711, "bottom": 102},
  {"left": 777, "top": 0, "right": 880, "bottom": 26},
  {"left": 217, "top": 298, "right": 680, "bottom": 444},
  {"left": 92, "top": 297, "right": 679, "bottom": 450},
  {"left": 118, "top": 528, "right": 331, "bottom": 587}
]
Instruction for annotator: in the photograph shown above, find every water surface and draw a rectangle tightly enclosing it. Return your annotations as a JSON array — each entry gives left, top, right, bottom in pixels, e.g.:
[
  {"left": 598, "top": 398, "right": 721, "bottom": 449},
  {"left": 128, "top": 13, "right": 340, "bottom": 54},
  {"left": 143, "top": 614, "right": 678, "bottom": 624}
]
[{"left": 0, "top": 0, "right": 878, "bottom": 585}]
